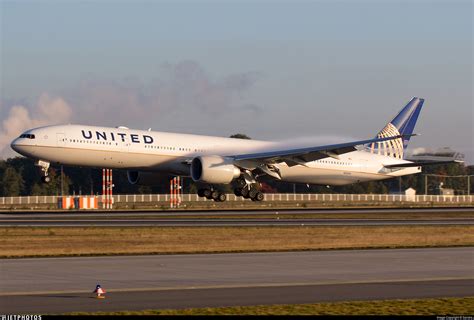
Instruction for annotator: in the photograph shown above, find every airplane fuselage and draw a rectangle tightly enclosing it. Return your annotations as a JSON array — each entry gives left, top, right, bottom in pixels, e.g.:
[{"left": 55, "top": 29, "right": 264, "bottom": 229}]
[{"left": 11, "top": 124, "right": 420, "bottom": 186}]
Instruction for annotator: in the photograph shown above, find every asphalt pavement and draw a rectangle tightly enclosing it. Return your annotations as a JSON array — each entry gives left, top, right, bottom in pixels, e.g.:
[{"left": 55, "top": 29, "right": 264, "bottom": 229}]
[
  {"left": 1, "top": 247, "right": 473, "bottom": 314},
  {"left": 2, "top": 207, "right": 472, "bottom": 226}
]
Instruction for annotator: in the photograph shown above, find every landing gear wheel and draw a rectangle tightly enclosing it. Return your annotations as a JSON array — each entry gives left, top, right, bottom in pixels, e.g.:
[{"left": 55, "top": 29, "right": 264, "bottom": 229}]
[
  {"left": 41, "top": 176, "right": 51, "bottom": 184},
  {"left": 197, "top": 189, "right": 206, "bottom": 197},
  {"left": 211, "top": 190, "right": 220, "bottom": 200},
  {"left": 248, "top": 188, "right": 258, "bottom": 199},
  {"left": 236, "top": 179, "right": 246, "bottom": 188},
  {"left": 240, "top": 187, "right": 250, "bottom": 198},
  {"left": 216, "top": 193, "right": 227, "bottom": 202},
  {"left": 234, "top": 188, "right": 242, "bottom": 197},
  {"left": 203, "top": 189, "right": 212, "bottom": 199},
  {"left": 254, "top": 192, "right": 264, "bottom": 202}
]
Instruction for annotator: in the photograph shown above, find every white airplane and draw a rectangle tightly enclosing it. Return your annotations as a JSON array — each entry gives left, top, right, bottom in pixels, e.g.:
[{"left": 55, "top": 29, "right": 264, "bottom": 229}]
[{"left": 11, "top": 97, "right": 441, "bottom": 202}]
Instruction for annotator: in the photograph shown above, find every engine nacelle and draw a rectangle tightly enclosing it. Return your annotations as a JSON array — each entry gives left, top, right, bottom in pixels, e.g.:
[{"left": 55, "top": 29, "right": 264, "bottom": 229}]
[
  {"left": 127, "top": 171, "right": 168, "bottom": 186},
  {"left": 191, "top": 155, "right": 240, "bottom": 184}
]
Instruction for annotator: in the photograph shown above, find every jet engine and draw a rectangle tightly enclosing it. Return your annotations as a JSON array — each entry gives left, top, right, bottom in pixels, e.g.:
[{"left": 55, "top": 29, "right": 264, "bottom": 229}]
[
  {"left": 190, "top": 155, "right": 240, "bottom": 184},
  {"left": 127, "top": 171, "right": 168, "bottom": 186}
]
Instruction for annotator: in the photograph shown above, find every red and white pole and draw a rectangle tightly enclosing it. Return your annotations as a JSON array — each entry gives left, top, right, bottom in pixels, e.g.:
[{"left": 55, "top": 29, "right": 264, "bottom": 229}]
[
  {"left": 173, "top": 177, "right": 177, "bottom": 208},
  {"left": 102, "top": 169, "right": 106, "bottom": 209},
  {"left": 170, "top": 178, "right": 173, "bottom": 208},
  {"left": 170, "top": 177, "right": 182, "bottom": 208},
  {"left": 177, "top": 176, "right": 181, "bottom": 207},
  {"left": 102, "top": 169, "right": 113, "bottom": 210},
  {"left": 106, "top": 169, "right": 109, "bottom": 209},
  {"left": 108, "top": 169, "right": 113, "bottom": 209}
]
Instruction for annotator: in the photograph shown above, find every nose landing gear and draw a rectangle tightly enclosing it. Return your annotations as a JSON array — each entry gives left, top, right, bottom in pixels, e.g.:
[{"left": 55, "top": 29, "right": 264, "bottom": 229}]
[{"left": 35, "top": 160, "right": 51, "bottom": 184}]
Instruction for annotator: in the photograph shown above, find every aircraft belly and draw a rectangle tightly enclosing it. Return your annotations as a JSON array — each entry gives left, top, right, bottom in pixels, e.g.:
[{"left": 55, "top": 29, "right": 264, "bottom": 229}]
[
  {"left": 26, "top": 146, "right": 179, "bottom": 171},
  {"left": 277, "top": 165, "right": 387, "bottom": 186}
]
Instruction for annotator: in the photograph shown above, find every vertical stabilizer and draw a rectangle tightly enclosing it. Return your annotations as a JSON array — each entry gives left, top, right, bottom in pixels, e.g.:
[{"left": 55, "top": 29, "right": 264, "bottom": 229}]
[{"left": 369, "top": 97, "right": 424, "bottom": 159}]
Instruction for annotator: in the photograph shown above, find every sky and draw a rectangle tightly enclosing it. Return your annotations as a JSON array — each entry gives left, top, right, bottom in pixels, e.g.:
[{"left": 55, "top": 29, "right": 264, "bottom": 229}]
[{"left": 0, "top": 0, "right": 472, "bottom": 163}]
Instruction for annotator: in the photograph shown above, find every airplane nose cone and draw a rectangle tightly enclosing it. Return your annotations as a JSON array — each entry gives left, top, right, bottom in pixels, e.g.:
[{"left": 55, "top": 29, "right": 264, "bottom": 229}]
[{"left": 10, "top": 138, "right": 20, "bottom": 153}]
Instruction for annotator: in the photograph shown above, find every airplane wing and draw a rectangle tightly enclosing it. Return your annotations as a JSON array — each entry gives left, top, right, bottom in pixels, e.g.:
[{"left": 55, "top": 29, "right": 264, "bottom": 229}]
[{"left": 233, "top": 135, "right": 413, "bottom": 167}]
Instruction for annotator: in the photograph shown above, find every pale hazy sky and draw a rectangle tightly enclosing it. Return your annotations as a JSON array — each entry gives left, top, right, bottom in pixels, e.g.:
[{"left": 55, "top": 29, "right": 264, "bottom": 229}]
[{"left": 1, "top": 0, "right": 472, "bottom": 162}]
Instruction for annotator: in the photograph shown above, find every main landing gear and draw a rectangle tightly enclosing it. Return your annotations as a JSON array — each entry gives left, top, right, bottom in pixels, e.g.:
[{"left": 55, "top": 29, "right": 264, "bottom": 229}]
[
  {"left": 196, "top": 172, "right": 265, "bottom": 202},
  {"left": 233, "top": 177, "right": 264, "bottom": 202},
  {"left": 36, "top": 160, "right": 51, "bottom": 183},
  {"left": 197, "top": 187, "right": 227, "bottom": 202},
  {"left": 234, "top": 184, "right": 264, "bottom": 201}
]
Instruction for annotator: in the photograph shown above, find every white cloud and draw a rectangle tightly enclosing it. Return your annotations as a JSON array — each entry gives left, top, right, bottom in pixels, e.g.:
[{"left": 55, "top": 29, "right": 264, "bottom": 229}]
[{"left": 0, "top": 93, "right": 72, "bottom": 158}]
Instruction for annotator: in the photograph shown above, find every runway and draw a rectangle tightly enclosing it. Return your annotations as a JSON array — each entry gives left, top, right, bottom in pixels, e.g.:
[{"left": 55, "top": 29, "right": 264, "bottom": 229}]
[
  {"left": 1, "top": 247, "right": 473, "bottom": 314},
  {"left": 1, "top": 218, "right": 473, "bottom": 227},
  {"left": 1, "top": 208, "right": 473, "bottom": 226},
  {"left": 1, "top": 280, "right": 471, "bottom": 314},
  {"left": 2, "top": 207, "right": 473, "bottom": 217}
]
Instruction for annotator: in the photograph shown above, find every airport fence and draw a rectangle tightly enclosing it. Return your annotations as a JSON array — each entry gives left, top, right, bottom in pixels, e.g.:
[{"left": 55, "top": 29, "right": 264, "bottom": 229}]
[{"left": 0, "top": 193, "right": 473, "bottom": 207}]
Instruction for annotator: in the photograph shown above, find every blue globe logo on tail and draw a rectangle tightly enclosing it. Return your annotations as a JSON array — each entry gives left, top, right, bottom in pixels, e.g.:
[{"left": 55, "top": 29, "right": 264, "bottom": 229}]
[{"left": 369, "top": 97, "right": 424, "bottom": 159}]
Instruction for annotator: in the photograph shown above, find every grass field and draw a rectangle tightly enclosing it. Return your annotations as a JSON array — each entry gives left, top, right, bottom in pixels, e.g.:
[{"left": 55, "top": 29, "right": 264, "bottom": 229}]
[
  {"left": 1, "top": 225, "right": 472, "bottom": 258},
  {"left": 69, "top": 296, "right": 474, "bottom": 315}
]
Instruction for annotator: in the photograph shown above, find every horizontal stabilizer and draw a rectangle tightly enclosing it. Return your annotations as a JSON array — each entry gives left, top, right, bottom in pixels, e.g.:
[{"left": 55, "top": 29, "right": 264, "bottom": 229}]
[{"left": 383, "top": 159, "right": 463, "bottom": 169}]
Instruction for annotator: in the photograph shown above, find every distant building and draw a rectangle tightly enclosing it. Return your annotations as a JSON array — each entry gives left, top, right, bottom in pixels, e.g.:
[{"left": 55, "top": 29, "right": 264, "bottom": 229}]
[
  {"left": 405, "top": 187, "right": 416, "bottom": 201},
  {"left": 406, "top": 147, "right": 464, "bottom": 162},
  {"left": 390, "top": 187, "right": 416, "bottom": 201}
]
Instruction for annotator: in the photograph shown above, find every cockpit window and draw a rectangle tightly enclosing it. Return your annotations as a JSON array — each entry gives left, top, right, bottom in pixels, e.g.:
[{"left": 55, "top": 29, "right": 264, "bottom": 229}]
[{"left": 19, "top": 134, "right": 35, "bottom": 139}]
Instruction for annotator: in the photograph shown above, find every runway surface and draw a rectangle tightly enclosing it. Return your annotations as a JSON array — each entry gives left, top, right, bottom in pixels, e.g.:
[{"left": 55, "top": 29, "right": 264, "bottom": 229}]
[
  {"left": 1, "top": 218, "right": 472, "bottom": 227},
  {"left": 1, "top": 247, "right": 473, "bottom": 314},
  {"left": 1, "top": 207, "right": 473, "bottom": 227},
  {"left": 2, "top": 207, "right": 473, "bottom": 217}
]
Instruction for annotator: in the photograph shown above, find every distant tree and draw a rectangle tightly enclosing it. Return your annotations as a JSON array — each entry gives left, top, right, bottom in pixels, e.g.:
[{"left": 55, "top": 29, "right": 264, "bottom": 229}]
[
  {"left": 469, "top": 166, "right": 474, "bottom": 194},
  {"left": 0, "top": 154, "right": 471, "bottom": 196},
  {"left": 138, "top": 186, "right": 153, "bottom": 194},
  {"left": 0, "top": 160, "right": 5, "bottom": 195},
  {"left": 229, "top": 133, "right": 251, "bottom": 140},
  {"left": 30, "top": 183, "right": 45, "bottom": 196},
  {"left": 1, "top": 167, "right": 24, "bottom": 196}
]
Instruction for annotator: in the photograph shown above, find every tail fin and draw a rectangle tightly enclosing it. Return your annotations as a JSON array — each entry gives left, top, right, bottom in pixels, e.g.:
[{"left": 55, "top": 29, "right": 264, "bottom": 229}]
[{"left": 369, "top": 97, "right": 424, "bottom": 159}]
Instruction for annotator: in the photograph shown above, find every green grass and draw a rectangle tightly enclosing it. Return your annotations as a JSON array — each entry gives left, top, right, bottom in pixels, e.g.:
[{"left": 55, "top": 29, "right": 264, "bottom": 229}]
[
  {"left": 2, "top": 226, "right": 473, "bottom": 258},
  {"left": 69, "top": 296, "right": 474, "bottom": 315}
]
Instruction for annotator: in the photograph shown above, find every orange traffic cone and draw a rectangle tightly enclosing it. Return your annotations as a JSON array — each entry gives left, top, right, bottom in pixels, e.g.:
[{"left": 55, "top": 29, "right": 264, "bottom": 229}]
[{"left": 93, "top": 284, "right": 106, "bottom": 299}]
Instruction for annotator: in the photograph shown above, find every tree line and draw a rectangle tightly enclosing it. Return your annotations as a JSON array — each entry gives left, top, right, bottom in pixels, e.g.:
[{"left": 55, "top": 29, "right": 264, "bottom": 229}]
[{"left": 0, "top": 156, "right": 472, "bottom": 197}]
